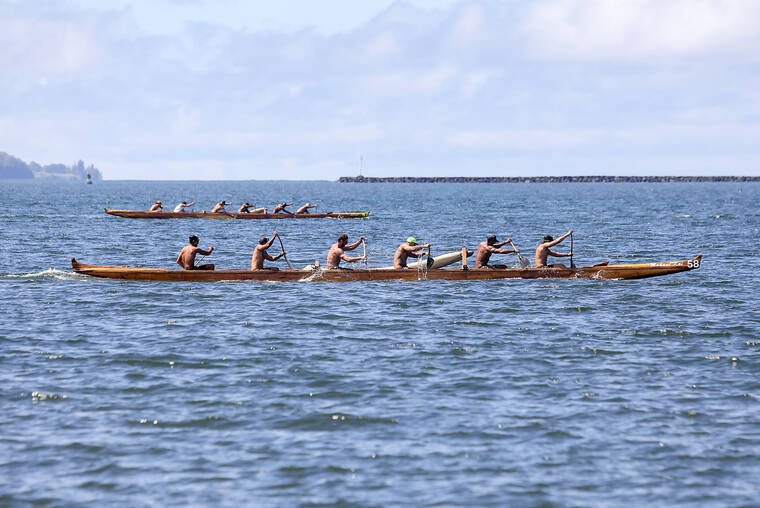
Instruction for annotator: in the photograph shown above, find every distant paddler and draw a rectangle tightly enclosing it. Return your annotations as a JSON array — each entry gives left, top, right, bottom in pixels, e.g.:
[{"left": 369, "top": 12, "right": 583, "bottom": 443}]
[
  {"left": 327, "top": 234, "right": 366, "bottom": 269},
  {"left": 273, "top": 202, "right": 294, "bottom": 214},
  {"left": 251, "top": 230, "right": 287, "bottom": 270},
  {"left": 476, "top": 235, "right": 518, "bottom": 268},
  {"left": 394, "top": 237, "right": 431, "bottom": 268},
  {"left": 149, "top": 200, "right": 163, "bottom": 211},
  {"left": 173, "top": 201, "right": 195, "bottom": 212},
  {"left": 210, "top": 201, "right": 231, "bottom": 213},
  {"left": 535, "top": 230, "right": 573, "bottom": 268},
  {"left": 176, "top": 235, "right": 214, "bottom": 270},
  {"left": 238, "top": 202, "right": 259, "bottom": 213},
  {"left": 295, "top": 203, "right": 318, "bottom": 214}
]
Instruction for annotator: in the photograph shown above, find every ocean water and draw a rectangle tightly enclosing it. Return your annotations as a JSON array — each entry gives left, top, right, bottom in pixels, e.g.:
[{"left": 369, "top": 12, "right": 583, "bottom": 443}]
[{"left": 1, "top": 180, "right": 758, "bottom": 507}]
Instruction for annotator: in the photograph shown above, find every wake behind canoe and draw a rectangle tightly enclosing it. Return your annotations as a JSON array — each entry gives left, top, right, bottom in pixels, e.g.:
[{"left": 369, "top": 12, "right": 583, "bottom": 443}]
[
  {"left": 104, "top": 209, "right": 370, "bottom": 219},
  {"left": 71, "top": 255, "right": 701, "bottom": 281}
]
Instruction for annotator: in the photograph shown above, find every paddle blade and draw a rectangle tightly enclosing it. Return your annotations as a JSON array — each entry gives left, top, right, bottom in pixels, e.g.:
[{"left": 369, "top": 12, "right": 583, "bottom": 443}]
[
  {"left": 426, "top": 254, "right": 434, "bottom": 268},
  {"left": 517, "top": 254, "right": 531, "bottom": 268}
]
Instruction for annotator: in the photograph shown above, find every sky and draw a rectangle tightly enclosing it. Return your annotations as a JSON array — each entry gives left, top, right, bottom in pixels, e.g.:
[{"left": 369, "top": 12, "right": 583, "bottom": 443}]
[{"left": 2, "top": 0, "right": 760, "bottom": 180}]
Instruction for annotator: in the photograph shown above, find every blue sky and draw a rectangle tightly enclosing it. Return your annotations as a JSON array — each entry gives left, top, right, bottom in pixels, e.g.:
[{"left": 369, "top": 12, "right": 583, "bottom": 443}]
[{"left": 2, "top": 0, "right": 759, "bottom": 179}]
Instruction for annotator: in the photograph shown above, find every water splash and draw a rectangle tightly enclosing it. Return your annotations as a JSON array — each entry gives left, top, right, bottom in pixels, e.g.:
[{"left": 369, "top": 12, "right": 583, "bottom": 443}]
[{"left": 1, "top": 268, "right": 88, "bottom": 281}]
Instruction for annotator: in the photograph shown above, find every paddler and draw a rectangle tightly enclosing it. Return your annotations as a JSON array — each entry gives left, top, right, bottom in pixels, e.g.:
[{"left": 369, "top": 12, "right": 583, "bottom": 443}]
[
  {"left": 176, "top": 235, "right": 214, "bottom": 270},
  {"left": 173, "top": 201, "right": 194, "bottom": 212},
  {"left": 211, "top": 201, "right": 231, "bottom": 213},
  {"left": 476, "top": 235, "right": 518, "bottom": 268},
  {"left": 238, "top": 202, "right": 258, "bottom": 213},
  {"left": 535, "top": 230, "right": 573, "bottom": 268},
  {"left": 273, "top": 202, "right": 294, "bottom": 214},
  {"left": 149, "top": 200, "right": 163, "bottom": 211},
  {"left": 394, "top": 237, "right": 431, "bottom": 268},
  {"left": 251, "top": 230, "right": 286, "bottom": 270},
  {"left": 327, "top": 234, "right": 366, "bottom": 269},
  {"left": 295, "top": 203, "right": 317, "bottom": 214}
]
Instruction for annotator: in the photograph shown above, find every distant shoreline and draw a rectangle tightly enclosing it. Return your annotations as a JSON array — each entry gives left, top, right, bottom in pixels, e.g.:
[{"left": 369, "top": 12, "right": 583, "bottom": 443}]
[{"left": 338, "top": 176, "right": 760, "bottom": 183}]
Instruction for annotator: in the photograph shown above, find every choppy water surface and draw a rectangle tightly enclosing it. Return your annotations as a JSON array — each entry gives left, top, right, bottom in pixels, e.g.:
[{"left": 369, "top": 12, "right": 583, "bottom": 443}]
[{"left": 1, "top": 180, "right": 759, "bottom": 506}]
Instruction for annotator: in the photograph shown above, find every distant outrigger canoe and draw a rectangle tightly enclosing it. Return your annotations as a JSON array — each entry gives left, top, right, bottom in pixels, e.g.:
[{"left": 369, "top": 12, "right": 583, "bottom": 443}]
[
  {"left": 71, "top": 254, "right": 701, "bottom": 282},
  {"left": 104, "top": 209, "right": 370, "bottom": 219}
]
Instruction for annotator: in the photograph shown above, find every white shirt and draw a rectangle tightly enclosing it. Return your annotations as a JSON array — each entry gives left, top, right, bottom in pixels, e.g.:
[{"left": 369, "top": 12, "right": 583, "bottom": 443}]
[{"left": 174, "top": 203, "right": 189, "bottom": 212}]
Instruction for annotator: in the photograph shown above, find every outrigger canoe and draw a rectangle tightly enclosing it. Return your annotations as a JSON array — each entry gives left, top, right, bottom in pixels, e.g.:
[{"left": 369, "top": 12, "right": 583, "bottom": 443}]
[
  {"left": 71, "top": 254, "right": 701, "bottom": 281},
  {"left": 104, "top": 209, "right": 370, "bottom": 219}
]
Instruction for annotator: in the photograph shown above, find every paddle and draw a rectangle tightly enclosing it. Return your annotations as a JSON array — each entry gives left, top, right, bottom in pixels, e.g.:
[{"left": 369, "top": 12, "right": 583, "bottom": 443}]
[
  {"left": 426, "top": 245, "right": 434, "bottom": 268},
  {"left": 194, "top": 254, "right": 207, "bottom": 268},
  {"left": 570, "top": 232, "right": 576, "bottom": 268},
  {"left": 509, "top": 240, "right": 531, "bottom": 268},
  {"left": 276, "top": 233, "right": 295, "bottom": 270},
  {"left": 362, "top": 238, "right": 368, "bottom": 268}
]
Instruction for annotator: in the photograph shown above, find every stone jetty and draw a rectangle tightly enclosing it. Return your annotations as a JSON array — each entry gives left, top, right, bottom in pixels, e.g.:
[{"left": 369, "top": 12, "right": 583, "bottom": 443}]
[{"left": 338, "top": 175, "right": 759, "bottom": 183}]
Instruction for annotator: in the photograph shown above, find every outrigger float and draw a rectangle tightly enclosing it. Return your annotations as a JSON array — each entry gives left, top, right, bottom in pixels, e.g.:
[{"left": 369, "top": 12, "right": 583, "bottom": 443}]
[
  {"left": 71, "top": 254, "right": 701, "bottom": 282},
  {"left": 104, "top": 209, "right": 370, "bottom": 220}
]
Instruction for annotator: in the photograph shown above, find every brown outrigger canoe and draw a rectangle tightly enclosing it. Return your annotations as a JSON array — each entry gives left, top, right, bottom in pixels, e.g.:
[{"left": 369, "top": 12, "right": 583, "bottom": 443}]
[
  {"left": 104, "top": 209, "right": 370, "bottom": 219},
  {"left": 71, "top": 254, "right": 701, "bottom": 281}
]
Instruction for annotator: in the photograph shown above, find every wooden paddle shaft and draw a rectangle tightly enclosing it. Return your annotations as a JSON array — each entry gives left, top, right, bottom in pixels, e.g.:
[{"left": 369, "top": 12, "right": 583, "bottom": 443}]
[
  {"left": 276, "top": 234, "right": 295, "bottom": 270},
  {"left": 461, "top": 246, "right": 468, "bottom": 269},
  {"left": 570, "top": 232, "right": 575, "bottom": 268}
]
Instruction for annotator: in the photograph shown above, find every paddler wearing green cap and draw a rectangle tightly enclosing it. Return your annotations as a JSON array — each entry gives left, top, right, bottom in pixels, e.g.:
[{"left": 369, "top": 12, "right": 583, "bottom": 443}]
[{"left": 394, "top": 237, "right": 432, "bottom": 268}]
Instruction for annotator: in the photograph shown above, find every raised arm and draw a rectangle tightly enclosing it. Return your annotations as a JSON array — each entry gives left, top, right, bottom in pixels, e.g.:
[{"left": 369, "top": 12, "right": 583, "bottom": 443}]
[
  {"left": 345, "top": 237, "right": 366, "bottom": 251},
  {"left": 406, "top": 243, "right": 431, "bottom": 257},
  {"left": 197, "top": 246, "right": 214, "bottom": 256},
  {"left": 546, "top": 230, "right": 572, "bottom": 248}
]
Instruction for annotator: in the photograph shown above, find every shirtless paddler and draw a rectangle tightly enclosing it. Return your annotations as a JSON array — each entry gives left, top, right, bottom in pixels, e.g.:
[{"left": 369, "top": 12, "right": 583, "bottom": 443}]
[
  {"left": 394, "top": 237, "right": 431, "bottom": 268},
  {"left": 535, "top": 230, "right": 573, "bottom": 268},
  {"left": 476, "top": 235, "right": 518, "bottom": 268},
  {"left": 251, "top": 230, "right": 286, "bottom": 270},
  {"left": 177, "top": 235, "right": 214, "bottom": 270},
  {"left": 327, "top": 234, "right": 366, "bottom": 269}
]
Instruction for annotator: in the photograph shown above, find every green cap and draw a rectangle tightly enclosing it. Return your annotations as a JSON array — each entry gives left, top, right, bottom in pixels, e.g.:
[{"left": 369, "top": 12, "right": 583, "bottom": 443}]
[{"left": 407, "top": 237, "right": 418, "bottom": 244}]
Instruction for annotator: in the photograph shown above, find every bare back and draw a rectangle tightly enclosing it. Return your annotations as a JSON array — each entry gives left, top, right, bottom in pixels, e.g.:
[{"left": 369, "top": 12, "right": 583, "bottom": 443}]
[
  {"left": 535, "top": 230, "right": 572, "bottom": 267},
  {"left": 477, "top": 242, "right": 499, "bottom": 268},
  {"left": 535, "top": 243, "right": 551, "bottom": 267},
  {"left": 177, "top": 245, "right": 200, "bottom": 269},
  {"left": 394, "top": 243, "right": 422, "bottom": 268},
  {"left": 251, "top": 244, "right": 275, "bottom": 269},
  {"left": 327, "top": 242, "right": 344, "bottom": 268}
]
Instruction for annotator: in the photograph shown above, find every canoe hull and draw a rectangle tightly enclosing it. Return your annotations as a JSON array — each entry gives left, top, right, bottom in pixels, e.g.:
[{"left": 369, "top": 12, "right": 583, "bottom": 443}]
[
  {"left": 71, "top": 255, "right": 701, "bottom": 281},
  {"left": 104, "top": 209, "right": 370, "bottom": 219}
]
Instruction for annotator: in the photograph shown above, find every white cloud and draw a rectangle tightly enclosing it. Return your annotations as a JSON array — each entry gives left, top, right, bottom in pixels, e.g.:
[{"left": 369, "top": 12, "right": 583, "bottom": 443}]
[
  {"left": 360, "top": 66, "right": 457, "bottom": 95},
  {"left": 522, "top": 0, "right": 760, "bottom": 60},
  {"left": 0, "top": 17, "right": 100, "bottom": 73}
]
